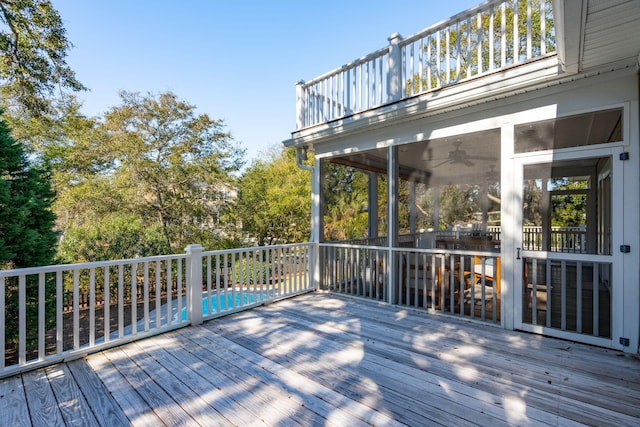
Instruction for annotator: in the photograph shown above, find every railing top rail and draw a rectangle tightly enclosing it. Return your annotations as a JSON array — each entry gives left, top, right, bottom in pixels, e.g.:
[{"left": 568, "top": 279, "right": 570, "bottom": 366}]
[
  {"left": 319, "top": 241, "right": 499, "bottom": 257},
  {"left": 0, "top": 253, "right": 188, "bottom": 277},
  {"left": 201, "top": 242, "right": 312, "bottom": 257},
  {"left": 300, "top": 46, "right": 390, "bottom": 88}
]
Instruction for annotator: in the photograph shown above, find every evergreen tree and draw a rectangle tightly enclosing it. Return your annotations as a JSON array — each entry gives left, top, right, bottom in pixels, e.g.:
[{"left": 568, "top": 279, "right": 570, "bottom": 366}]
[
  {"left": 0, "top": 112, "right": 57, "bottom": 353},
  {"left": 0, "top": 112, "right": 56, "bottom": 268}
]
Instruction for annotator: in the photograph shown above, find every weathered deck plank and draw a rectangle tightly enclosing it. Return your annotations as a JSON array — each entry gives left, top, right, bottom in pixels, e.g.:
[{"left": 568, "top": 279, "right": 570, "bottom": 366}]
[
  {"left": 86, "top": 352, "right": 164, "bottom": 426},
  {"left": 101, "top": 346, "right": 198, "bottom": 426},
  {"left": 2, "top": 292, "right": 639, "bottom": 426},
  {"left": 181, "top": 325, "right": 402, "bottom": 427},
  {"left": 0, "top": 374, "right": 31, "bottom": 427},
  {"left": 119, "top": 341, "right": 239, "bottom": 426},
  {"left": 265, "top": 295, "right": 639, "bottom": 424},
  {"left": 66, "top": 359, "right": 131, "bottom": 427},
  {"left": 22, "top": 368, "right": 65, "bottom": 427},
  {"left": 209, "top": 303, "right": 575, "bottom": 426},
  {"left": 139, "top": 333, "right": 321, "bottom": 426},
  {"left": 44, "top": 363, "right": 100, "bottom": 427}
]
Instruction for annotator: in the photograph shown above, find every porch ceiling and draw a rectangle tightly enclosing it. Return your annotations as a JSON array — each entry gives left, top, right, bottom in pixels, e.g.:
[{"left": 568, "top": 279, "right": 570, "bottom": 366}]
[
  {"left": 329, "top": 129, "right": 501, "bottom": 186},
  {"left": 560, "top": 0, "right": 640, "bottom": 72}
]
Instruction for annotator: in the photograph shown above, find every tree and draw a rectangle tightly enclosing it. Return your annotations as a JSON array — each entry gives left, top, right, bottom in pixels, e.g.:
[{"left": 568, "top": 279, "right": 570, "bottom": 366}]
[
  {"left": 323, "top": 162, "right": 369, "bottom": 241},
  {"left": 0, "top": 112, "right": 56, "bottom": 268},
  {"left": 0, "top": 111, "right": 57, "bottom": 350},
  {"left": 237, "top": 146, "right": 311, "bottom": 245},
  {"left": 407, "top": 0, "right": 555, "bottom": 93},
  {"left": 0, "top": 0, "right": 85, "bottom": 116},
  {"left": 100, "top": 91, "right": 245, "bottom": 252}
]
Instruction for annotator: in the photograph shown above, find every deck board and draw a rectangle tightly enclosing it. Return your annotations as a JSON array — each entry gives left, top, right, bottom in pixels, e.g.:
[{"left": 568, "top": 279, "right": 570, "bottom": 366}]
[
  {"left": 148, "top": 332, "right": 324, "bottom": 426},
  {"left": 44, "top": 363, "right": 100, "bottom": 427},
  {"left": 260, "top": 296, "right": 640, "bottom": 421},
  {"left": 22, "top": 368, "right": 65, "bottom": 427},
  {"left": 0, "top": 374, "right": 31, "bottom": 427},
  {"left": 2, "top": 292, "right": 640, "bottom": 426},
  {"left": 86, "top": 353, "right": 164, "bottom": 427}
]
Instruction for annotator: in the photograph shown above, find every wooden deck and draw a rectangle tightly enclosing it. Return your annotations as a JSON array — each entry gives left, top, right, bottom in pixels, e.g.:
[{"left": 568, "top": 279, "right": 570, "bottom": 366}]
[{"left": 1, "top": 293, "right": 639, "bottom": 426}]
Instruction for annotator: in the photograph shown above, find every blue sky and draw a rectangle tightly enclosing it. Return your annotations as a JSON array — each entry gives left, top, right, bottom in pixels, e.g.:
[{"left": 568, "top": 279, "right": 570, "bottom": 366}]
[{"left": 54, "top": 0, "right": 480, "bottom": 162}]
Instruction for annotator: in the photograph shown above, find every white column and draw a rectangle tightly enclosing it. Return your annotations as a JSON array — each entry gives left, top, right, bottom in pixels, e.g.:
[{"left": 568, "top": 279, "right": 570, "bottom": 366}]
[
  {"left": 296, "top": 80, "right": 306, "bottom": 130},
  {"left": 501, "top": 124, "right": 516, "bottom": 331},
  {"left": 388, "top": 146, "right": 399, "bottom": 304},
  {"left": 185, "top": 244, "right": 204, "bottom": 326},
  {"left": 387, "top": 33, "right": 403, "bottom": 103},
  {"left": 312, "top": 158, "right": 323, "bottom": 290}
]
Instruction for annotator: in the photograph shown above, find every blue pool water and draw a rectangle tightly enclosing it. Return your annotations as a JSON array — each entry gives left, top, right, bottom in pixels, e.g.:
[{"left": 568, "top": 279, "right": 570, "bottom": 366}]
[{"left": 180, "top": 292, "right": 268, "bottom": 321}]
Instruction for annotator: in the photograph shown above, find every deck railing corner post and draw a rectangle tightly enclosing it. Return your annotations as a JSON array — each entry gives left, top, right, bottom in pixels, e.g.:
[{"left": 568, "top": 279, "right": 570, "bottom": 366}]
[
  {"left": 387, "top": 32, "right": 403, "bottom": 103},
  {"left": 185, "top": 244, "right": 204, "bottom": 325},
  {"left": 296, "top": 80, "right": 306, "bottom": 130}
]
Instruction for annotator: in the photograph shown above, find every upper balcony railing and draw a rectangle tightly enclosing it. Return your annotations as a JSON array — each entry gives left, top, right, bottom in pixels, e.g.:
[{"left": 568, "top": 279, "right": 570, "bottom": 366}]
[{"left": 296, "top": 0, "right": 556, "bottom": 129}]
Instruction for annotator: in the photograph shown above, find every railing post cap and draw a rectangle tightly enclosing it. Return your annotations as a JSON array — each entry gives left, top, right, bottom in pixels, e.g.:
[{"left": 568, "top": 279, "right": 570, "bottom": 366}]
[
  {"left": 185, "top": 244, "right": 204, "bottom": 253},
  {"left": 296, "top": 80, "right": 305, "bottom": 85},
  {"left": 388, "top": 32, "right": 402, "bottom": 43}
]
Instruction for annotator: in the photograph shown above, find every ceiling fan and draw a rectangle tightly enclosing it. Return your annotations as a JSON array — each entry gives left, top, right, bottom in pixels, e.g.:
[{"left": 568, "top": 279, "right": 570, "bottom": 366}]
[
  {"left": 432, "top": 140, "right": 475, "bottom": 168},
  {"left": 447, "top": 141, "right": 475, "bottom": 166},
  {"left": 431, "top": 140, "right": 499, "bottom": 169}
]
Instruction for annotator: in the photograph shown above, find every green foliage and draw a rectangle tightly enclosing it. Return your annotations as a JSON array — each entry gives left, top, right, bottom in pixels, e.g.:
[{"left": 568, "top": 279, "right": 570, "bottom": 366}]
[
  {"left": 99, "top": 91, "right": 245, "bottom": 252},
  {"left": 0, "top": 112, "right": 56, "bottom": 268},
  {"left": 323, "top": 162, "right": 370, "bottom": 241},
  {"left": 232, "top": 256, "right": 273, "bottom": 285},
  {"left": 0, "top": 111, "right": 57, "bottom": 347},
  {"left": 0, "top": 0, "right": 85, "bottom": 116},
  {"left": 57, "top": 214, "right": 170, "bottom": 264},
  {"left": 406, "top": 0, "right": 555, "bottom": 94},
  {"left": 237, "top": 146, "right": 311, "bottom": 245},
  {"left": 550, "top": 178, "right": 587, "bottom": 227}
]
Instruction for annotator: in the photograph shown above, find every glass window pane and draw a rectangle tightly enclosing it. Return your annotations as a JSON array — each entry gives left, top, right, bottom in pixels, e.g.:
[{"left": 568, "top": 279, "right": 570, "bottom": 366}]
[
  {"left": 515, "top": 108, "right": 622, "bottom": 153},
  {"left": 522, "top": 157, "right": 611, "bottom": 255}
]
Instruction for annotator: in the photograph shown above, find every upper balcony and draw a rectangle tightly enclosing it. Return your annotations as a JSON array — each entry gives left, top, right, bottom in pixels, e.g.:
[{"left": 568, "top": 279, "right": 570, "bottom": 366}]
[
  {"left": 290, "top": 0, "right": 640, "bottom": 145},
  {"left": 295, "top": 0, "right": 557, "bottom": 132}
]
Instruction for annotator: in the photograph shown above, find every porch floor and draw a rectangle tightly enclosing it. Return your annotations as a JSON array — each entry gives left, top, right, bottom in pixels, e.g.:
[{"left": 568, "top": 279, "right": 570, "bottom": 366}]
[{"left": 1, "top": 293, "right": 639, "bottom": 426}]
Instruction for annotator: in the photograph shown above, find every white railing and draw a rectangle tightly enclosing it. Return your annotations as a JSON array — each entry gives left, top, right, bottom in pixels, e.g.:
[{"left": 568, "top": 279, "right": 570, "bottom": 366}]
[
  {"left": 297, "top": 0, "right": 556, "bottom": 129},
  {"left": 0, "top": 243, "right": 313, "bottom": 378},
  {"left": 320, "top": 243, "right": 501, "bottom": 324},
  {"left": 198, "top": 244, "right": 313, "bottom": 321},
  {"left": 522, "top": 254, "right": 611, "bottom": 339},
  {"left": 523, "top": 225, "right": 587, "bottom": 253},
  {"left": 297, "top": 46, "right": 390, "bottom": 127}
]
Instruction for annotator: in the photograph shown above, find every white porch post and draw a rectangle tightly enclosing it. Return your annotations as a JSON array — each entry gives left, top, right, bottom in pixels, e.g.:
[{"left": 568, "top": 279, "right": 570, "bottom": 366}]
[
  {"left": 296, "top": 80, "right": 306, "bottom": 130},
  {"left": 312, "top": 157, "right": 323, "bottom": 290},
  {"left": 185, "top": 244, "right": 203, "bottom": 326},
  {"left": 388, "top": 146, "right": 399, "bottom": 304},
  {"left": 501, "top": 124, "right": 516, "bottom": 330},
  {"left": 387, "top": 33, "right": 403, "bottom": 103},
  {"left": 622, "top": 92, "right": 640, "bottom": 353}
]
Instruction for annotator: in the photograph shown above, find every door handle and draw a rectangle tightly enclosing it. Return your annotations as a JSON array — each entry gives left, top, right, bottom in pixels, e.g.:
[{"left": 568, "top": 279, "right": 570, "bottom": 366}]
[{"left": 516, "top": 248, "right": 521, "bottom": 260}]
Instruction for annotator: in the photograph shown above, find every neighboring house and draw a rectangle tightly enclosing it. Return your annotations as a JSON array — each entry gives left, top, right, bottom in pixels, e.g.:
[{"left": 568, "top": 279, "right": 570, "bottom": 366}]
[
  {"left": 203, "top": 183, "right": 239, "bottom": 234},
  {"left": 284, "top": 0, "right": 640, "bottom": 353}
]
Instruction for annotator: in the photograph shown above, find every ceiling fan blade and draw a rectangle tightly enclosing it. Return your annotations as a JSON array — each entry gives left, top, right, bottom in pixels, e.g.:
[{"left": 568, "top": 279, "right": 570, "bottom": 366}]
[{"left": 432, "top": 159, "right": 451, "bottom": 168}]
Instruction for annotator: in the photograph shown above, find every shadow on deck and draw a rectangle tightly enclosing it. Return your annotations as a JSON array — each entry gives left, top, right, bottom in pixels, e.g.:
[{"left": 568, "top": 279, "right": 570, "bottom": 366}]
[{"left": 1, "top": 292, "right": 639, "bottom": 426}]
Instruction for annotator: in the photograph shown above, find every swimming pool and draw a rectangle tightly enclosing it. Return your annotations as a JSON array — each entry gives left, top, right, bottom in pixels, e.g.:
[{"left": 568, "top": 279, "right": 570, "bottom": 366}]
[{"left": 180, "top": 292, "right": 269, "bottom": 321}]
